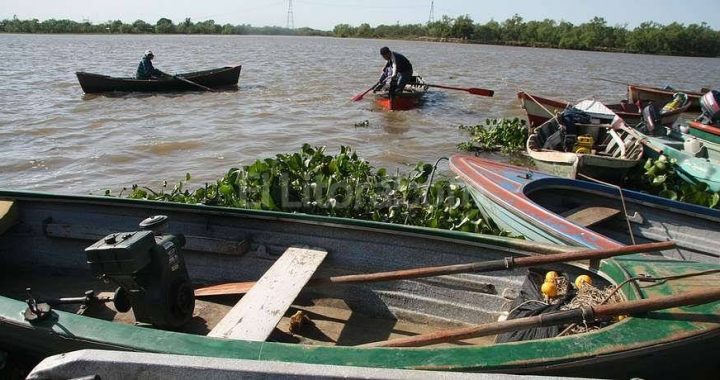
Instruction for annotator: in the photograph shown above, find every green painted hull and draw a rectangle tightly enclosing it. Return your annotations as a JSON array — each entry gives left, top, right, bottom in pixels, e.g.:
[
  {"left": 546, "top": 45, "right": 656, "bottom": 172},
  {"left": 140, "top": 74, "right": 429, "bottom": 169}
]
[
  {"left": 689, "top": 125, "right": 720, "bottom": 145},
  {"left": 0, "top": 191, "right": 719, "bottom": 378},
  {"left": 687, "top": 127, "right": 720, "bottom": 161},
  {"left": 2, "top": 258, "right": 718, "bottom": 378}
]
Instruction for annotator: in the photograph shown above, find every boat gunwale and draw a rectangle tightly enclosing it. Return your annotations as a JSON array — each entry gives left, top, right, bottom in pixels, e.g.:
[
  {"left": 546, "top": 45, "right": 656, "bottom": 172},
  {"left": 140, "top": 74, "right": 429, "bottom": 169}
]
[
  {"left": 0, "top": 189, "right": 568, "bottom": 255},
  {"left": 75, "top": 65, "right": 241, "bottom": 82}
]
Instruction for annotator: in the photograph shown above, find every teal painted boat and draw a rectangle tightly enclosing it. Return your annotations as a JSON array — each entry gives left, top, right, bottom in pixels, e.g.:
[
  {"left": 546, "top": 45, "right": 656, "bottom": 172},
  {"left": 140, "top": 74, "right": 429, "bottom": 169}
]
[
  {"left": 1, "top": 190, "right": 719, "bottom": 378},
  {"left": 642, "top": 130, "right": 720, "bottom": 192}
]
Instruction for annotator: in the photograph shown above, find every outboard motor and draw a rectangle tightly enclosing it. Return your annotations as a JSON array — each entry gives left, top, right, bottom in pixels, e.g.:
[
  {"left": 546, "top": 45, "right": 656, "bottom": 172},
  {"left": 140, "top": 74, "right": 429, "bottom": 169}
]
[
  {"left": 641, "top": 102, "right": 663, "bottom": 136},
  {"left": 700, "top": 90, "right": 720, "bottom": 123},
  {"left": 84, "top": 215, "right": 195, "bottom": 329}
]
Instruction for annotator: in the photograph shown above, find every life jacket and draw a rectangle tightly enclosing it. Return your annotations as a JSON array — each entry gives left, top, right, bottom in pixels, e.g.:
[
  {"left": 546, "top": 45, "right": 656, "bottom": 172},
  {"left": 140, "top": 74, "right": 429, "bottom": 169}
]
[{"left": 660, "top": 92, "right": 688, "bottom": 114}]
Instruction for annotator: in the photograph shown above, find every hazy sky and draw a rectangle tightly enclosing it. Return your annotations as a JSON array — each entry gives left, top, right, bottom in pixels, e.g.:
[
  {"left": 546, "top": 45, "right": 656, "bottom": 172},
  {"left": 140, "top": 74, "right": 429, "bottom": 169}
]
[{"left": 2, "top": 0, "right": 719, "bottom": 30}]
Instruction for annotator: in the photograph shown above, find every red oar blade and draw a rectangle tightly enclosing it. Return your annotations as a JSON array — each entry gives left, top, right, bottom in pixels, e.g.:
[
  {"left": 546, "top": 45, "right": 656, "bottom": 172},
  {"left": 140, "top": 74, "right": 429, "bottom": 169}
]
[
  {"left": 425, "top": 83, "right": 494, "bottom": 97},
  {"left": 467, "top": 87, "right": 494, "bottom": 97},
  {"left": 351, "top": 85, "right": 377, "bottom": 102}
]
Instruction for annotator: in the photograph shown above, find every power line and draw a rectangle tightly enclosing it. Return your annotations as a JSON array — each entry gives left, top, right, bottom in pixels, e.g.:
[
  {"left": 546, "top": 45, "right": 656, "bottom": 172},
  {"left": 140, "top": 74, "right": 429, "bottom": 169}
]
[
  {"left": 286, "top": 0, "right": 295, "bottom": 29},
  {"left": 428, "top": 1, "right": 435, "bottom": 23}
]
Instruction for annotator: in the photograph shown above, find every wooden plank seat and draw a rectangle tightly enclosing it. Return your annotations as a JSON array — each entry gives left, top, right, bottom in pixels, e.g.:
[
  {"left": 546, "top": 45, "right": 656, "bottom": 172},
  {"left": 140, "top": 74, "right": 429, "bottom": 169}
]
[
  {"left": 0, "top": 201, "right": 18, "bottom": 235},
  {"left": 208, "top": 246, "right": 327, "bottom": 341},
  {"left": 560, "top": 205, "right": 621, "bottom": 227}
]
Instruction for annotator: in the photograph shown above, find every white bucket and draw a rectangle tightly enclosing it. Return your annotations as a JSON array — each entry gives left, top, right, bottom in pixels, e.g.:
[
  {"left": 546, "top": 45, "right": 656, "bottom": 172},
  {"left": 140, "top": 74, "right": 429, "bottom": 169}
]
[{"left": 683, "top": 137, "right": 703, "bottom": 155}]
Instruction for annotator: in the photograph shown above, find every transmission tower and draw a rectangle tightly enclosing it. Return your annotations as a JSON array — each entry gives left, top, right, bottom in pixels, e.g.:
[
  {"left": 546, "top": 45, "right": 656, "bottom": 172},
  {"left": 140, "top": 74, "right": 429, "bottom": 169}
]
[
  {"left": 286, "top": 0, "right": 295, "bottom": 30},
  {"left": 428, "top": 1, "right": 435, "bottom": 23}
]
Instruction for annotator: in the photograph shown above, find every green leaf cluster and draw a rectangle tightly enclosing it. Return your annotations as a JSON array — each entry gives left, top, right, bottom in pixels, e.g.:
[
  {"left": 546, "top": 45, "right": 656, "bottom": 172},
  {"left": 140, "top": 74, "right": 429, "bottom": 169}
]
[
  {"left": 112, "top": 144, "right": 501, "bottom": 234},
  {"left": 627, "top": 155, "right": 720, "bottom": 208},
  {"left": 458, "top": 118, "right": 528, "bottom": 154}
]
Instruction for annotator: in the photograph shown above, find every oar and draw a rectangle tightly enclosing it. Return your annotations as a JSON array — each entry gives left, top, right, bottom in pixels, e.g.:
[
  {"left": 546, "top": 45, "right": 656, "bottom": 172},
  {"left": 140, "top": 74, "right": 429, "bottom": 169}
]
[
  {"left": 352, "top": 82, "right": 380, "bottom": 102},
  {"left": 194, "top": 241, "right": 675, "bottom": 297},
  {"left": 360, "top": 286, "right": 720, "bottom": 347},
  {"left": 425, "top": 84, "right": 494, "bottom": 97},
  {"left": 174, "top": 75, "right": 216, "bottom": 92}
]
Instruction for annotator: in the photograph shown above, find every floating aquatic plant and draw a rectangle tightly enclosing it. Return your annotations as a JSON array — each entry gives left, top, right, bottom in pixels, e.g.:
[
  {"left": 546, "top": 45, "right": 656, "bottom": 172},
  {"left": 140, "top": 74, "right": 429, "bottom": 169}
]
[{"left": 109, "top": 144, "right": 504, "bottom": 234}]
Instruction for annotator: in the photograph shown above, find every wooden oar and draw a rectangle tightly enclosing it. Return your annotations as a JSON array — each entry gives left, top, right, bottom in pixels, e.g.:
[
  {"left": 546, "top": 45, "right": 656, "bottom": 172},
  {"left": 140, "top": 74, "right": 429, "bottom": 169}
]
[
  {"left": 351, "top": 82, "right": 380, "bottom": 102},
  {"left": 425, "top": 84, "right": 494, "bottom": 97},
  {"left": 194, "top": 241, "right": 675, "bottom": 297},
  {"left": 360, "top": 286, "right": 720, "bottom": 347},
  {"left": 174, "top": 75, "right": 216, "bottom": 92}
]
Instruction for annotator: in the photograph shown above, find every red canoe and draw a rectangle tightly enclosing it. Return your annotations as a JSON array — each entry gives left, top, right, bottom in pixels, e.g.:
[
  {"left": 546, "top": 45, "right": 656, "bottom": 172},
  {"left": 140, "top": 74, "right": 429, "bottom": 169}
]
[{"left": 374, "top": 77, "right": 428, "bottom": 111}]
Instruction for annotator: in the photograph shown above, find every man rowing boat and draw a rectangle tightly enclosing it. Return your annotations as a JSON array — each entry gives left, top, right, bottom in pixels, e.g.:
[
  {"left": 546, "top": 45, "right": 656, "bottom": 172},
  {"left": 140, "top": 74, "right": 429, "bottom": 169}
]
[
  {"left": 136, "top": 50, "right": 168, "bottom": 80},
  {"left": 374, "top": 47, "right": 413, "bottom": 99}
]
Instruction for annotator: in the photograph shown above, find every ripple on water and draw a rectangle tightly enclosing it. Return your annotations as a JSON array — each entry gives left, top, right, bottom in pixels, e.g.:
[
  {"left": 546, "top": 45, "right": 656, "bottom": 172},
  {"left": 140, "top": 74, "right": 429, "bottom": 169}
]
[
  {"left": 139, "top": 140, "right": 206, "bottom": 155},
  {"left": 1, "top": 34, "right": 719, "bottom": 193}
]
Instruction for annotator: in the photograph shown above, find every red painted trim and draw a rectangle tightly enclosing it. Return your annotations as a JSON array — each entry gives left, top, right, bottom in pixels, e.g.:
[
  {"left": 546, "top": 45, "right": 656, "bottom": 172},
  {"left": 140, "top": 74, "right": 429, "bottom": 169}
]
[{"left": 689, "top": 121, "right": 720, "bottom": 137}]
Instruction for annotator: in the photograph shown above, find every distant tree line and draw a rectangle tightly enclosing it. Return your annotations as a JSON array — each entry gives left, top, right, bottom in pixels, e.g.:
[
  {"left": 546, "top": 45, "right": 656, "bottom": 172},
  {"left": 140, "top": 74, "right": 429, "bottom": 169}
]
[
  {"left": 2, "top": 14, "right": 718, "bottom": 57},
  {"left": 0, "top": 16, "right": 330, "bottom": 36},
  {"left": 333, "top": 15, "right": 720, "bottom": 57}
]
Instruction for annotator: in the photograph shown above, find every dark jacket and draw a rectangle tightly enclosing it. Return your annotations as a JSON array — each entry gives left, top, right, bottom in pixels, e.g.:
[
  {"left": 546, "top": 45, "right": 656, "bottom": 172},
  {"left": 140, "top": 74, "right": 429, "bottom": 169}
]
[
  {"left": 379, "top": 51, "right": 413, "bottom": 83},
  {"left": 136, "top": 57, "right": 163, "bottom": 79}
]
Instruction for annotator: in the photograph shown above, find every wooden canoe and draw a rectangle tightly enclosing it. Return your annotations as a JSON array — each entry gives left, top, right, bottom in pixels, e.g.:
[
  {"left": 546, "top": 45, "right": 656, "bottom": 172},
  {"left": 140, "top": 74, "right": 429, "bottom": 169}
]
[
  {"left": 374, "top": 77, "right": 428, "bottom": 111},
  {"left": 76, "top": 65, "right": 241, "bottom": 93},
  {"left": 1, "top": 190, "right": 719, "bottom": 378},
  {"left": 450, "top": 154, "right": 720, "bottom": 264},
  {"left": 526, "top": 99, "right": 644, "bottom": 183},
  {"left": 627, "top": 84, "right": 707, "bottom": 112},
  {"left": 517, "top": 91, "right": 690, "bottom": 129}
]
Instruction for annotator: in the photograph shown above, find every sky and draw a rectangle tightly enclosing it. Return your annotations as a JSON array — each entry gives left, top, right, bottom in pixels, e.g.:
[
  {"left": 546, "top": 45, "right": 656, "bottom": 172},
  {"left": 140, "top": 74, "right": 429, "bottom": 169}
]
[{"left": 2, "top": 0, "right": 719, "bottom": 31}]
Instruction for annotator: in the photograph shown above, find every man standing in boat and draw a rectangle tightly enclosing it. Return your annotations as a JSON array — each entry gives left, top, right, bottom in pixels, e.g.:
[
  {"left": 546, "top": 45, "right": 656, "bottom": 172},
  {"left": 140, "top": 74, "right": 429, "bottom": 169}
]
[
  {"left": 374, "top": 47, "right": 413, "bottom": 99},
  {"left": 136, "top": 50, "right": 167, "bottom": 80}
]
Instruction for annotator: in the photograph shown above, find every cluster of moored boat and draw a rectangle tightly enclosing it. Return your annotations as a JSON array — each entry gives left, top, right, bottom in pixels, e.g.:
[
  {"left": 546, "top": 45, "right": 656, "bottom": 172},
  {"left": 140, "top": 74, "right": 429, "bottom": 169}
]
[
  {"left": 2, "top": 77, "right": 720, "bottom": 378},
  {"left": 519, "top": 85, "right": 720, "bottom": 192}
]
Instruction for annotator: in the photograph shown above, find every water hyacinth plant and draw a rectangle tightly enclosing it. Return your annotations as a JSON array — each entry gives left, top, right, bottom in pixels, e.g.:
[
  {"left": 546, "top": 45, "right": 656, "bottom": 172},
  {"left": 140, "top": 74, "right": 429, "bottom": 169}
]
[
  {"left": 627, "top": 154, "right": 720, "bottom": 209},
  {"left": 112, "top": 144, "right": 502, "bottom": 234},
  {"left": 457, "top": 118, "right": 528, "bottom": 154}
]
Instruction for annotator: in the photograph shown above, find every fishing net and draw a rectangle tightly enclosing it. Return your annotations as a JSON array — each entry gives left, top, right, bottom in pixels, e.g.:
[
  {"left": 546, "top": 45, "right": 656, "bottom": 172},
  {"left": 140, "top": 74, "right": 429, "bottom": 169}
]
[{"left": 495, "top": 271, "right": 622, "bottom": 343}]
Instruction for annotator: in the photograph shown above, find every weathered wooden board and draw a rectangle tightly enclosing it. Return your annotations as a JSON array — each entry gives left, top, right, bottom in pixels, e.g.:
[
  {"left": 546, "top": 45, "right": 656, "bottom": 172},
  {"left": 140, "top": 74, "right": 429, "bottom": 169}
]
[
  {"left": 207, "top": 246, "right": 327, "bottom": 341},
  {"left": 561, "top": 206, "right": 621, "bottom": 227}
]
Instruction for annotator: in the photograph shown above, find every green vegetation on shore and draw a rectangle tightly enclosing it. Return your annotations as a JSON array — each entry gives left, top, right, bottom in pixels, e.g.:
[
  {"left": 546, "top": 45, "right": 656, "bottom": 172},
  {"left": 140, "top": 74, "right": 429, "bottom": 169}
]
[{"left": 2, "top": 14, "right": 718, "bottom": 57}]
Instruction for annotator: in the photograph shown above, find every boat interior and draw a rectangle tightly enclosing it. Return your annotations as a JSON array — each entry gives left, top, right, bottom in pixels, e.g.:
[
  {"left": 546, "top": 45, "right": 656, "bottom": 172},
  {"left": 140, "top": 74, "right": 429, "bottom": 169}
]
[
  {"left": 0, "top": 197, "right": 610, "bottom": 347},
  {"left": 525, "top": 185, "right": 720, "bottom": 264},
  {"left": 530, "top": 119, "right": 643, "bottom": 160}
]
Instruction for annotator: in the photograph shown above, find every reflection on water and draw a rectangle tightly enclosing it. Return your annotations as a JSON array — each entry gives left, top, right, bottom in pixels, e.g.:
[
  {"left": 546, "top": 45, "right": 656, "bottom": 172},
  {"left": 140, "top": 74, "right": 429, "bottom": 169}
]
[{"left": 0, "top": 34, "right": 718, "bottom": 194}]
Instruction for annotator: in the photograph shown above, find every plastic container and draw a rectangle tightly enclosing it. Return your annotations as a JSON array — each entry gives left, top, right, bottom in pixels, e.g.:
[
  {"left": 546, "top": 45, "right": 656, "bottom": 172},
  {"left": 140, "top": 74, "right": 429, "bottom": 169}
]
[
  {"left": 683, "top": 136, "right": 703, "bottom": 156},
  {"left": 574, "top": 135, "right": 594, "bottom": 154}
]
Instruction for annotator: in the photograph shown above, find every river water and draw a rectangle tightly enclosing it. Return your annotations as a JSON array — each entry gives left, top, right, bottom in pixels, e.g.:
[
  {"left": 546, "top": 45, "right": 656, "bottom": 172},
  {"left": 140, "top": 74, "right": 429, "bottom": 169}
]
[{"left": 1, "top": 34, "right": 719, "bottom": 194}]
